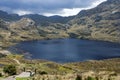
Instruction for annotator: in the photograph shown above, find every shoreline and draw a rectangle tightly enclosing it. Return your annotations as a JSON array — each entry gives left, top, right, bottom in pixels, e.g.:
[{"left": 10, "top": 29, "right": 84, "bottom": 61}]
[{"left": 5, "top": 38, "right": 120, "bottom": 64}]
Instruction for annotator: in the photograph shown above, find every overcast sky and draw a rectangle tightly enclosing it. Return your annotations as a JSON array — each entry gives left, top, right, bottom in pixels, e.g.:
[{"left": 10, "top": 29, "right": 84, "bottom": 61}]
[{"left": 0, "top": 0, "right": 107, "bottom": 16}]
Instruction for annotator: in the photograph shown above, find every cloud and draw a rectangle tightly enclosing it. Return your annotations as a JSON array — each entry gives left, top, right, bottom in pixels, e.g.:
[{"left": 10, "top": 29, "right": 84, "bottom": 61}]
[
  {"left": 43, "top": 0, "right": 107, "bottom": 16},
  {"left": 13, "top": 10, "right": 33, "bottom": 16},
  {"left": 0, "top": 0, "right": 107, "bottom": 16},
  {"left": 43, "top": 8, "right": 84, "bottom": 16}
]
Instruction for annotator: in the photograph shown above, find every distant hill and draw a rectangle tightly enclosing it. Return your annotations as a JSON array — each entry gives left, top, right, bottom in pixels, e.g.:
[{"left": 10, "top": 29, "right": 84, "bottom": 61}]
[
  {"left": 0, "top": 10, "right": 74, "bottom": 26},
  {"left": 22, "top": 14, "right": 74, "bottom": 26},
  {"left": 0, "top": 10, "right": 20, "bottom": 21}
]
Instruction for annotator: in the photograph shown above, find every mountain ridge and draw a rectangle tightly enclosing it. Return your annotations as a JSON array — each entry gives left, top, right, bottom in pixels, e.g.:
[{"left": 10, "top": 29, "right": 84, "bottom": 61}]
[
  {"left": 0, "top": 10, "right": 74, "bottom": 26},
  {"left": 67, "top": 0, "right": 120, "bottom": 42}
]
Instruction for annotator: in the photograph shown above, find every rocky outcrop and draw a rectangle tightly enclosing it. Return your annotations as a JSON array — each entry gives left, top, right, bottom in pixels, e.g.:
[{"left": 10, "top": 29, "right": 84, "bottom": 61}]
[
  {"left": 7, "top": 18, "right": 42, "bottom": 41},
  {"left": 0, "top": 50, "right": 11, "bottom": 55}
]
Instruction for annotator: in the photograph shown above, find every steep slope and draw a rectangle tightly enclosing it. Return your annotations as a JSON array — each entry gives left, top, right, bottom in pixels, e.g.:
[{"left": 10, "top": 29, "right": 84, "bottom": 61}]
[
  {"left": 68, "top": 0, "right": 120, "bottom": 42},
  {"left": 0, "top": 18, "right": 69, "bottom": 48},
  {"left": 0, "top": 19, "right": 12, "bottom": 47},
  {"left": 8, "top": 18, "right": 42, "bottom": 41},
  {"left": 0, "top": 18, "right": 43, "bottom": 48}
]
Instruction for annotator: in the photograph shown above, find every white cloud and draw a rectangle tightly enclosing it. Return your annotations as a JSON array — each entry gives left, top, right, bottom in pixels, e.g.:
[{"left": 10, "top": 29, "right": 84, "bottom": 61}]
[
  {"left": 43, "top": 8, "right": 83, "bottom": 16},
  {"left": 13, "top": 10, "right": 33, "bottom": 15},
  {"left": 91, "top": 0, "right": 107, "bottom": 8},
  {"left": 60, "top": 8, "right": 82, "bottom": 16},
  {"left": 0, "top": 0, "right": 107, "bottom": 16},
  {"left": 43, "top": 0, "right": 107, "bottom": 17}
]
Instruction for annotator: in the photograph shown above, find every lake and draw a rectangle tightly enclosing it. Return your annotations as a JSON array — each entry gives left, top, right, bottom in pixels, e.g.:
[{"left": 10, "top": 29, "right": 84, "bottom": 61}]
[{"left": 9, "top": 39, "right": 120, "bottom": 63}]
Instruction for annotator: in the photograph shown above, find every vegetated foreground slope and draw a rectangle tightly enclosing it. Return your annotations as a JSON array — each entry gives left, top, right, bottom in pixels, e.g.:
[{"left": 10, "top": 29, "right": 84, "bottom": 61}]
[{"left": 0, "top": 55, "right": 120, "bottom": 80}]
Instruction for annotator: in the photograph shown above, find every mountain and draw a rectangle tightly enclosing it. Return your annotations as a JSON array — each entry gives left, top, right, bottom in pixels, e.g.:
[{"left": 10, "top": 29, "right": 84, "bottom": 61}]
[
  {"left": 67, "top": 0, "right": 120, "bottom": 42},
  {"left": 76, "top": 0, "right": 120, "bottom": 18},
  {"left": 0, "top": 11, "right": 74, "bottom": 26},
  {"left": 22, "top": 14, "right": 74, "bottom": 26},
  {"left": 0, "top": 10, "right": 20, "bottom": 21},
  {"left": 0, "top": 17, "right": 69, "bottom": 48},
  {"left": 48, "top": 15, "right": 74, "bottom": 24},
  {"left": 0, "top": 0, "right": 120, "bottom": 48}
]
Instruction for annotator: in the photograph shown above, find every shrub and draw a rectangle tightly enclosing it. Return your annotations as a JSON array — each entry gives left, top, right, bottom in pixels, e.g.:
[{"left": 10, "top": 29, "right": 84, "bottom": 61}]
[
  {"left": 39, "top": 71, "right": 47, "bottom": 75},
  {"left": 3, "top": 65, "right": 16, "bottom": 76},
  {"left": 0, "top": 73, "right": 2, "bottom": 77},
  {"left": 76, "top": 75, "right": 82, "bottom": 80},
  {"left": 86, "top": 76, "right": 95, "bottom": 80},
  {"left": 16, "top": 77, "right": 30, "bottom": 80}
]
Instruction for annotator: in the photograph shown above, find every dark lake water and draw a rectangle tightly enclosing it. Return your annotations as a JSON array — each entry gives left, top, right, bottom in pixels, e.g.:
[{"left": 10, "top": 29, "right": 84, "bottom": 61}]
[{"left": 9, "top": 39, "right": 120, "bottom": 63}]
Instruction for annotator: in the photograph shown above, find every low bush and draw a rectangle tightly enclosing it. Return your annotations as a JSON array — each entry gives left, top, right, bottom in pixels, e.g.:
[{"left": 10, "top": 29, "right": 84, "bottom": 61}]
[{"left": 3, "top": 65, "right": 16, "bottom": 76}]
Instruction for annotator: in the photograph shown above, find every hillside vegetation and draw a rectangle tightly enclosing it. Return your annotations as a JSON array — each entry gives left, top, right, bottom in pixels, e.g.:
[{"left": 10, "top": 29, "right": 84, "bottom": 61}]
[
  {"left": 68, "top": 0, "right": 120, "bottom": 42},
  {"left": 0, "top": 55, "right": 120, "bottom": 80}
]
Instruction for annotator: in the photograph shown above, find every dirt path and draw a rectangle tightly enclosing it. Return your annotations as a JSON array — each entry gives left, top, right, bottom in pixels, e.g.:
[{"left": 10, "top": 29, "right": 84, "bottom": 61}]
[
  {"left": 13, "top": 59, "right": 20, "bottom": 65},
  {"left": 3, "top": 72, "right": 31, "bottom": 80},
  {"left": 16, "top": 72, "right": 31, "bottom": 77},
  {"left": 3, "top": 76, "right": 16, "bottom": 80}
]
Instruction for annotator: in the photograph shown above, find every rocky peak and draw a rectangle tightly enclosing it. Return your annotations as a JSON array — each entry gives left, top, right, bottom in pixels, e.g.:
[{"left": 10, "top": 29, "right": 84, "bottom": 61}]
[
  {"left": 17, "top": 18, "right": 35, "bottom": 27},
  {"left": 107, "top": 0, "right": 120, "bottom": 3},
  {"left": 9, "top": 18, "right": 36, "bottom": 29},
  {"left": 76, "top": 0, "right": 120, "bottom": 18}
]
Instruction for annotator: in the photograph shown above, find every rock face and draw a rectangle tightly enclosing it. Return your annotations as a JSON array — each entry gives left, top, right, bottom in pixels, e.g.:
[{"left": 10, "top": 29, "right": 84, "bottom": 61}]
[
  {"left": 8, "top": 18, "right": 41, "bottom": 41},
  {"left": 9, "top": 18, "right": 35, "bottom": 29},
  {"left": 0, "top": 18, "right": 41, "bottom": 48},
  {"left": 0, "top": 50, "right": 11, "bottom": 55}
]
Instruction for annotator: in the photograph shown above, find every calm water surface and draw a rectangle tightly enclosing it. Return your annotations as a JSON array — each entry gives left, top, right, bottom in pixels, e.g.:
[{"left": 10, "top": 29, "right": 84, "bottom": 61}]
[{"left": 9, "top": 39, "right": 120, "bottom": 63}]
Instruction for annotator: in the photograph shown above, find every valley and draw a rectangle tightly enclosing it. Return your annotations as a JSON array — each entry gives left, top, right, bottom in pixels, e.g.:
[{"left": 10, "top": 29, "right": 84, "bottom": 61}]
[{"left": 0, "top": 0, "right": 120, "bottom": 80}]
